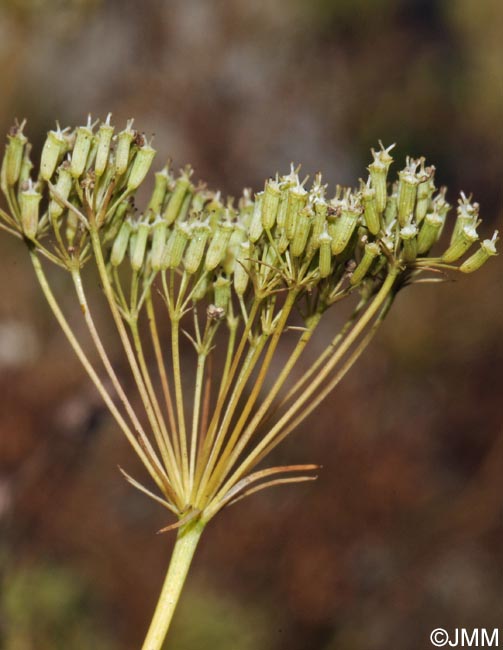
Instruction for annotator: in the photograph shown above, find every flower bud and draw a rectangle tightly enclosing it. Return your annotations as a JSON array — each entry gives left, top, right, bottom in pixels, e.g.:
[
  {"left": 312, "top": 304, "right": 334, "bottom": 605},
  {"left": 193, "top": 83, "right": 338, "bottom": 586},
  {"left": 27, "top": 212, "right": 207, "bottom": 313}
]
[
  {"left": 368, "top": 142, "right": 395, "bottom": 213},
  {"left": 20, "top": 181, "right": 42, "bottom": 239},
  {"left": 234, "top": 241, "right": 251, "bottom": 296},
  {"left": 70, "top": 120, "right": 93, "bottom": 178},
  {"left": 94, "top": 115, "right": 114, "bottom": 177},
  {"left": 111, "top": 217, "right": 133, "bottom": 267},
  {"left": 213, "top": 274, "right": 231, "bottom": 311},
  {"left": 5, "top": 120, "right": 28, "bottom": 186},
  {"left": 261, "top": 179, "right": 281, "bottom": 229},
  {"left": 399, "top": 223, "right": 418, "bottom": 263},
  {"left": 442, "top": 224, "right": 479, "bottom": 263},
  {"left": 417, "top": 212, "right": 444, "bottom": 254},
  {"left": 148, "top": 168, "right": 171, "bottom": 214},
  {"left": 362, "top": 181, "right": 380, "bottom": 235},
  {"left": 291, "top": 206, "right": 312, "bottom": 257},
  {"left": 184, "top": 221, "right": 210, "bottom": 274},
  {"left": 130, "top": 218, "right": 150, "bottom": 271},
  {"left": 164, "top": 221, "right": 190, "bottom": 268},
  {"left": 318, "top": 229, "right": 332, "bottom": 278},
  {"left": 205, "top": 220, "right": 233, "bottom": 271},
  {"left": 285, "top": 184, "right": 308, "bottom": 240},
  {"left": 40, "top": 126, "right": 66, "bottom": 181},
  {"left": 163, "top": 169, "right": 192, "bottom": 225},
  {"left": 49, "top": 162, "right": 73, "bottom": 220},
  {"left": 350, "top": 242, "right": 380, "bottom": 285},
  {"left": 150, "top": 217, "right": 168, "bottom": 271},
  {"left": 127, "top": 142, "right": 156, "bottom": 190},
  {"left": 249, "top": 193, "right": 264, "bottom": 243},
  {"left": 115, "top": 119, "right": 135, "bottom": 176},
  {"left": 460, "top": 231, "right": 498, "bottom": 273}
]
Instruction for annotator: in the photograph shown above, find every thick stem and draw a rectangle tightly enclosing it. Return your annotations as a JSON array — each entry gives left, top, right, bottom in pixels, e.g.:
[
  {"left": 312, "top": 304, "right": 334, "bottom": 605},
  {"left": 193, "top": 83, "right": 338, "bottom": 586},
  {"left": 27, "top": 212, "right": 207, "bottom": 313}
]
[{"left": 141, "top": 520, "right": 205, "bottom": 650}]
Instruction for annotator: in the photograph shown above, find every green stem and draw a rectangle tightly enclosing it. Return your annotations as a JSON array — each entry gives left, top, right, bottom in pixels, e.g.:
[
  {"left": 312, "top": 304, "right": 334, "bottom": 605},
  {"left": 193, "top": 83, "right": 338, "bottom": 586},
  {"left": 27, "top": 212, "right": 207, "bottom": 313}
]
[{"left": 141, "top": 520, "right": 205, "bottom": 650}]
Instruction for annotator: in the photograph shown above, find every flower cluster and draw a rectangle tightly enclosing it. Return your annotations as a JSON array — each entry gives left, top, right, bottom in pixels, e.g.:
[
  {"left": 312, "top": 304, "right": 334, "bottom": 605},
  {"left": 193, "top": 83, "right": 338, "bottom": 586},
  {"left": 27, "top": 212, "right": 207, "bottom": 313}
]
[{"left": 0, "top": 117, "right": 497, "bottom": 526}]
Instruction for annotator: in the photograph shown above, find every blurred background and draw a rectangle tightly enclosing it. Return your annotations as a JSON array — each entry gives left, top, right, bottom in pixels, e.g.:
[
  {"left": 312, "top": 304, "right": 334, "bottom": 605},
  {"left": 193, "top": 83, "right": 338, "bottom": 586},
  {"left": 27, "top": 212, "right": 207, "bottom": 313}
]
[{"left": 0, "top": 0, "right": 502, "bottom": 648}]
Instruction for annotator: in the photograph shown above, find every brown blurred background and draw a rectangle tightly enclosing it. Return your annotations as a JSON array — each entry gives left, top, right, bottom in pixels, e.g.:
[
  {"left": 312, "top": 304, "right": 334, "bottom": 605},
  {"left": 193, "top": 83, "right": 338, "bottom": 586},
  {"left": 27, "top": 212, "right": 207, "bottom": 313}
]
[{"left": 0, "top": 1, "right": 502, "bottom": 648}]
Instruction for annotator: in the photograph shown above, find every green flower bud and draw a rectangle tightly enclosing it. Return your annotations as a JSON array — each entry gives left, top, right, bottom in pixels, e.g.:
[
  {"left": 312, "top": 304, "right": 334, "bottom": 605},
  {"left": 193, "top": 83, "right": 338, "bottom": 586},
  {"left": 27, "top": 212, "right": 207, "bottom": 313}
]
[
  {"left": 417, "top": 212, "right": 444, "bottom": 255},
  {"left": 291, "top": 206, "right": 312, "bottom": 257},
  {"left": 115, "top": 119, "right": 135, "bottom": 176},
  {"left": 184, "top": 221, "right": 210, "bottom": 274},
  {"left": 399, "top": 222, "right": 418, "bottom": 263},
  {"left": 397, "top": 163, "right": 419, "bottom": 227},
  {"left": 213, "top": 274, "right": 231, "bottom": 311},
  {"left": 127, "top": 142, "right": 156, "bottom": 190},
  {"left": 285, "top": 184, "right": 308, "bottom": 240},
  {"left": 94, "top": 114, "right": 114, "bottom": 177},
  {"left": 111, "top": 217, "right": 133, "bottom": 267},
  {"left": 261, "top": 179, "right": 281, "bottom": 229},
  {"left": 205, "top": 220, "right": 233, "bottom": 271},
  {"left": 70, "top": 120, "right": 93, "bottom": 178},
  {"left": 249, "top": 193, "right": 264, "bottom": 243},
  {"left": 368, "top": 142, "right": 395, "bottom": 213},
  {"left": 350, "top": 241, "right": 381, "bottom": 285},
  {"left": 49, "top": 162, "right": 73, "bottom": 220},
  {"left": 20, "top": 181, "right": 42, "bottom": 239},
  {"left": 234, "top": 241, "right": 251, "bottom": 296},
  {"left": 318, "top": 229, "right": 332, "bottom": 278},
  {"left": 442, "top": 224, "right": 479, "bottom": 263},
  {"left": 130, "top": 218, "right": 150, "bottom": 271},
  {"left": 164, "top": 221, "right": 190, "bottom": 269},
  {"left": 148, "top": 168, "right": 171, "bottom": 214},
  {"left": 460, "top": 231, "right": 498, "bottom": 273},
  {"left": 40, "top": 126, "right": 66, "bottom": 181},
  {"left": 5, "top": 120, "right": 28, "bottom": 186},
  {"left": 150, "top": 217, "right": 169, "bottom": 271},
  {"left": 163, "top": 169, "right": 192, "bottom": 225}
]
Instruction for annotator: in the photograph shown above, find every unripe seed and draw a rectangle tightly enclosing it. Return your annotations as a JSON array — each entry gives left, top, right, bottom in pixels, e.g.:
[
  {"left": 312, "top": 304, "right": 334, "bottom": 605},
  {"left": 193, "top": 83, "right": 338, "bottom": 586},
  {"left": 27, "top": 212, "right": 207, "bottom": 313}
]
[
  {"left": 415, "top": 167, "right": 435, "bottom": 224},
  {"left": 5, "top": 121, "right": 27, "bottom": 186},
  {"left": 399, "top": 223, "right": 418, "bottom": 262},
  {"left": 261, "top": 180, "right": 281, "bottom": 229},
  {"left": 111, "top": 218, "right": 133, "bottom": 267},
  {"left": 442, "top": 224, "right": 479, "bottom": 263},
  {"left": 417, "top": 212, "right": 444, "bottom": 254},
  {"left": 362, "top": 182, "right": 380, "bottom": 235},
  {"left": 70, "top": 123, "right": 93, "bottom": 178},
  {"left": 94, "top": 115, "right": 114, "bottom": 177},
  {"left": 368, "top": 143, "right": 394, "bottom": 213},
  {"left": 397, "top": 168, "right": 419, "bottom": 227},
  {"left": 49, "top": 162, "right": 73, "bottom": 220},
  {"left": 148, "top": 169, "right": 170, "bottom": 214},
  {"left": 20, "top": 182, "right": 42, "bottom": 239},
  {"left": 115, "top": 119, "right": 135, "bottom": 176},
  {"left": 350, "top": 242, "right": 380, "bottom": 285},
  {"left": 318, "top": 229, "right": 332, "bottom": 278},
  {"left": 330, "top": 207, "right": 360, "bottom": 255},
  {"left": 291, "top": 206, "right": 312, "bottom": 257},
  {"left": 205, "top": 220, "right": 233, "bottom": 271},
  {"left": 460, "top": 231, "right": 498, "bottom": 273},
  {"left": 234, "top": 241, "right": 251, "bottom": 296},
  {"left": 40, "top": 128, "right": 66, "bottom": 180},
  {"left": 249, "top": 193, "right": 264, "bottom": 242},
  {"left": 164, "top": 221, "right": 190, "bottom": 268},
  {"left": 163, "top": 172, "right": 192, "bottom": 225},
  {"left": 127, "top": 143, "right": 156, "bottom": 190},
  {"left": 130, "top": 219, "right": 150, "bottom": 271},
  {"left": 66, "top": 210, "right": 79, "bottom": 245},
  {"left": 151, "top": 217, "right": 168, "bottom": 271},
  {"left": 184, "top": 221, "right": 210, "bottom": 274},
  {"left": 213, "top": 274, "right": 231, "bottom": 311},
  {"left": 285, "top": 185, "right": 308, "bottom": 240}
]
